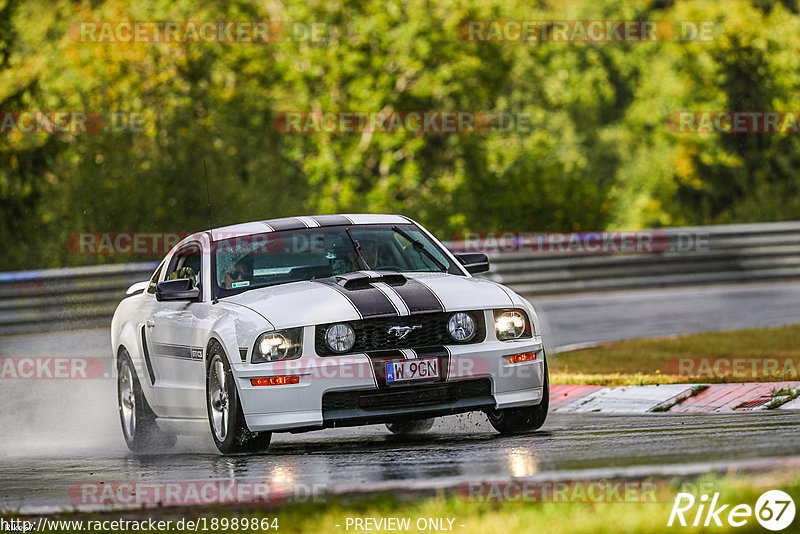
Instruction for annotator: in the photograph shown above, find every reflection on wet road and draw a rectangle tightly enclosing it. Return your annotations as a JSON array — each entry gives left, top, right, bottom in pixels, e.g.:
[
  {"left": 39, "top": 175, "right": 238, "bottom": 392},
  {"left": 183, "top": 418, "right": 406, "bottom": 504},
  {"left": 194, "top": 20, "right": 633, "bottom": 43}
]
[{"left": 3, "top": 411, "right": 799, "bottom": 513}]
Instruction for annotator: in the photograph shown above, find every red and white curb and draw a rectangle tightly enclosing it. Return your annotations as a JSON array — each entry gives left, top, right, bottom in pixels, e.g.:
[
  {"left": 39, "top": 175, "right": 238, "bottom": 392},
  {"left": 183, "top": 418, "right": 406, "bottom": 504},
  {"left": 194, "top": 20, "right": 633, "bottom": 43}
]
[
  {"left": 548, "top": 384, "right": 606, "bottom": 411},
  {"left": 550, "top": 382, "right": 800, "bottom": 413}
]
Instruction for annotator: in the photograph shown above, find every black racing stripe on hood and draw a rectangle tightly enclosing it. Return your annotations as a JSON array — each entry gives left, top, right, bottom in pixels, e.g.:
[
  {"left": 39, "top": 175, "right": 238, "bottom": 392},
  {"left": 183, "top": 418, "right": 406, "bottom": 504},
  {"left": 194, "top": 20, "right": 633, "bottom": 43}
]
[
  {"left": 315, "top": 279, "right": 399, "bottom": 318},
  {"left": 388, "top": 278, "right": 444, "bottom": 314},
  {"left": 264, "top": 217, "right": 308, "bottom": 231},
  {"left": 311, "top": 215, "right": 352, "bottom": 227}
]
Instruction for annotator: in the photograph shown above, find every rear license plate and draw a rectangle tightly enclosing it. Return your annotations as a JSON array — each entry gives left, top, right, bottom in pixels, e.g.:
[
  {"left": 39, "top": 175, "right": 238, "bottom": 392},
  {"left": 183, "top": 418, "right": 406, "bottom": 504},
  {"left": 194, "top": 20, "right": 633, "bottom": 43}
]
[{"left": 386, "top": 358, "right": 439, "bottom": 383}]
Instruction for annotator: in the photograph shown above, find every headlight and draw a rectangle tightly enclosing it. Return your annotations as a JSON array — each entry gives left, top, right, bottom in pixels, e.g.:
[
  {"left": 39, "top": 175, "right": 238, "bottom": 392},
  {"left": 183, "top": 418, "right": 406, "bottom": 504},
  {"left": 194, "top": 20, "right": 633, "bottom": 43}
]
[
  {"left": 325, "top": 323, "right": 356, "bottom": 353},
  {"left": 494, "top": 309, "right": 532, "bottom": 341},
  {"left": 252, "top": 328, "right": 303, "bottom": 363},
  {"left": 448, "top": 312, "right": 476, "bottom": 342}
]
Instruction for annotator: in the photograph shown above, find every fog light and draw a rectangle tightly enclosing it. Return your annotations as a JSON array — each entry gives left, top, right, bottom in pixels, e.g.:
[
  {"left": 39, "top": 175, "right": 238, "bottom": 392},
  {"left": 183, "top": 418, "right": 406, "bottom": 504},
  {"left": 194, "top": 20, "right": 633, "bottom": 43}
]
[
  {"left": 448, "top": 312, "right": 477, "bottom": 342},
  {"left": 326, "top": 323, "right": 356, "bottom": 353}
]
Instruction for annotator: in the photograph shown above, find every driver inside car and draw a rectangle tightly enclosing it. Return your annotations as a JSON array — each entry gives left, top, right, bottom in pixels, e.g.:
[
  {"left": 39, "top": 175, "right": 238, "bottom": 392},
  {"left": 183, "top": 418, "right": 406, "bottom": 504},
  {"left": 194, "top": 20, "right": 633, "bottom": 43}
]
[{"left": 222, "top": 259, "right": 252, "bottom": 289}]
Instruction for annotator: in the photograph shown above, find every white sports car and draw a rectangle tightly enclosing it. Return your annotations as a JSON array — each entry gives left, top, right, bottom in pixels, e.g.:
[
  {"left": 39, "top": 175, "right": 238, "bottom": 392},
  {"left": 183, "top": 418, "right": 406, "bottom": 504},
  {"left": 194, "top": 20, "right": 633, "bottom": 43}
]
[{"left": 112, "top": 214, "right": 549, "bottom": 454}]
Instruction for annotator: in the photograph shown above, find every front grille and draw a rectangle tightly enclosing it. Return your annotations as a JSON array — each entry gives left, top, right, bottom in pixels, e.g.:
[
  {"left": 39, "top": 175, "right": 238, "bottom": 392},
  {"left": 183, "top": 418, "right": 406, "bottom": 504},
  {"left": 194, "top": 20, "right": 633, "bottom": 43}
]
[
  {"left": 322, "top": 379, "right": 492, "bottom": 412},
  {"left": 315, "top": 311, "right": 485, "bottom": 356}
]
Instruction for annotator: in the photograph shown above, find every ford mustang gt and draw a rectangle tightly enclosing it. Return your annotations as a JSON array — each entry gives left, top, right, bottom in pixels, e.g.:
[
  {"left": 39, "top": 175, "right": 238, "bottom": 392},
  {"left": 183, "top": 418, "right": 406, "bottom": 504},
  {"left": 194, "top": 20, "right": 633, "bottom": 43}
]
[{"left": 112, "top": 214, "right": 549, "bottom": 454}]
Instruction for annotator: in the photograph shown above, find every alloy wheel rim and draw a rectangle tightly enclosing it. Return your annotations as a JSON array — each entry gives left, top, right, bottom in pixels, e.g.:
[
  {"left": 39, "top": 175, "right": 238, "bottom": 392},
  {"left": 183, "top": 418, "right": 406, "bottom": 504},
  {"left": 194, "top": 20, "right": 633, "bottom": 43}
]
[
  {"left": 119, "top": 361, "right": 136, "bottom": 440},
  {"left": 209, "top": 356, "right": 229, "bottom": 441}
]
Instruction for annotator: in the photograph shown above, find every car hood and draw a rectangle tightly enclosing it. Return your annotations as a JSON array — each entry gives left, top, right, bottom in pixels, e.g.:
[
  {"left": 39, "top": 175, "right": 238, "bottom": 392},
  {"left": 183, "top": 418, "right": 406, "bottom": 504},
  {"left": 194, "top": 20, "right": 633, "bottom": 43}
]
[{"left": 221, "top": 272, "right": 516, "bottom": 329}]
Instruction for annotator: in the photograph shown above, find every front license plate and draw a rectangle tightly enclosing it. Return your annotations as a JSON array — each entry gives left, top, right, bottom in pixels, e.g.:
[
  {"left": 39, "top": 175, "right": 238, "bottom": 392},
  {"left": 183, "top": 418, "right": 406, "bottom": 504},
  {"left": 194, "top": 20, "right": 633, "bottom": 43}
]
[{"left": 386, "top": 358, "right": 439, "bottom": 383}]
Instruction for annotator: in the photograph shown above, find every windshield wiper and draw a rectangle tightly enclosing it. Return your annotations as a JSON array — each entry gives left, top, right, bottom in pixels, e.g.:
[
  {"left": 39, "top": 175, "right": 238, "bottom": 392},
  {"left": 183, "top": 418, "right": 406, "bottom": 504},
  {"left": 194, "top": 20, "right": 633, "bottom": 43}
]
[
  {"left": 345, "top": 227, "right": 371, "bottom": 270},
  {"left": 391, "top": 226, "right": 448, "bottom": 272}
]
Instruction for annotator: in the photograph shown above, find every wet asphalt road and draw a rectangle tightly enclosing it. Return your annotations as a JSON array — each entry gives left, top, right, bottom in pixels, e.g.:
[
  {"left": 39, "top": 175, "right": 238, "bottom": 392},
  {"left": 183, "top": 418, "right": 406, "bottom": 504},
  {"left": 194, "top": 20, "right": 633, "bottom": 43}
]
[
  {"left": 2, "top": 282, "right": 800, "bottom": 513},
  {"left": 3, "top": 411, "right": 800, "bottom": 513}
]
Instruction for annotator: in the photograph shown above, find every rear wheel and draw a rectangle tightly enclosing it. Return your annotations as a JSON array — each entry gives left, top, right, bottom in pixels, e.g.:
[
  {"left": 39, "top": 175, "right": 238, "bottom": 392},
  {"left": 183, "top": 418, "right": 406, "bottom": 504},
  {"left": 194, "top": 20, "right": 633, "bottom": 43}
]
[
  {"left": 386, "top": 418, "right": 435, "bottom": 435},
  {"left": 486, "top": 353, "right": 549, "bottom": 435},
  {"left": 206, "top": 340, "right": 271, "bottom": 454},
  {"left": 117, "top": 348, "right": 176, "bottom": 452}
]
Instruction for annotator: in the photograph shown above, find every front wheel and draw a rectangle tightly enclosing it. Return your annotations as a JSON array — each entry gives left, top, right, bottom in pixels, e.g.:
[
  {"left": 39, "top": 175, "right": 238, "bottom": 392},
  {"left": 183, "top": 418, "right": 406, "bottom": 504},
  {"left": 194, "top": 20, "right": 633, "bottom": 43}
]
[
  {"left": 486, "top": 353, "right": 549, "bottom": 435},
  {"left": 206, "top": 341, "right": 271, "bottom": 454},
  {"left": 117, "top": 349, "right": 176, "bottom": 452}
]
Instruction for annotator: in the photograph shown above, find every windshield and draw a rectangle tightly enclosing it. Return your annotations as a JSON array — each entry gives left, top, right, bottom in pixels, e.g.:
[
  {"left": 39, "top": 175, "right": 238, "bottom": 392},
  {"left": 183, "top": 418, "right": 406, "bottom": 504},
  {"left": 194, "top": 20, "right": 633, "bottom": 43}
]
[{"left": 212, "top": 224, "right": 456, "bottom": 298}]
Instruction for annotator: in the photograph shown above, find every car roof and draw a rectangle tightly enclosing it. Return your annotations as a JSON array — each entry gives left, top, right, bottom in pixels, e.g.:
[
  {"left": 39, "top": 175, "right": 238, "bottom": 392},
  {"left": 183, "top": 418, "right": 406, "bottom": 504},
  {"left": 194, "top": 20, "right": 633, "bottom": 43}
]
[{"left": 208, "top": 214, "right": 413, "bottom": 242}]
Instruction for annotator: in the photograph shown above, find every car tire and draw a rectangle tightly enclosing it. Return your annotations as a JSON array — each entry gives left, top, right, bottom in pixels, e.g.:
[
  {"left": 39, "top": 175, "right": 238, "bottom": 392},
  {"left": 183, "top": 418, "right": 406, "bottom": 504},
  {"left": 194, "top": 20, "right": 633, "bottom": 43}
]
[
  {"left": 206, "top": 340, "right": 272, "bottom": 454},
  {"left": 117, "top": 348, "right": 177, "bottom": 452},
  {"left": 386, "top": 418, "right": 436, "bottom": 435},
  {"left": 486, "top": 352, "right": 549, "bottom": 435}
]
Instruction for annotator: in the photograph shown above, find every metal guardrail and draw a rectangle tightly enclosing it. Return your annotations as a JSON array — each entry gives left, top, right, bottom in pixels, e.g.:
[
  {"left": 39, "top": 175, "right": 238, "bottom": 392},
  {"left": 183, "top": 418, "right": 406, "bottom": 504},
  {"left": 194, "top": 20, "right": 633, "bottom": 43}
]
[
  {"left": 0, "top": 221, "right": 798, "bottom": 336},
  {"left": 0, "top": 262, "right": 158, "bottom": 336},
  {"left": 479, "top": 221, "right": 800, "bottom": 294}
]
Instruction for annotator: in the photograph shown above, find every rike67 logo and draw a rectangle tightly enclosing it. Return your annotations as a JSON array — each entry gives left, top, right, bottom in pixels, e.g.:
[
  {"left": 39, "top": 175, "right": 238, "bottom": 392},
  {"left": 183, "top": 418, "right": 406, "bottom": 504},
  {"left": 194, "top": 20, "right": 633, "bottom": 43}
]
[{"left": 669, "top": 490, "right": 795, "bottom": 531}]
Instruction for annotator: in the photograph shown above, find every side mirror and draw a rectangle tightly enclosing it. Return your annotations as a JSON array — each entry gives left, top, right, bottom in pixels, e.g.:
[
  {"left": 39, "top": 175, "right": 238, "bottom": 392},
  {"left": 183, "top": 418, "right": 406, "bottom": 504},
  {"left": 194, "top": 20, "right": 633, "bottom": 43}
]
[
  {"left": 454, "top": 252, "right": 490, "bottom": 274},
  {"left": 156, "top": 279, "right": 200, "bottom": 301},
  {"left": 125, "top": 281, "right": 149, "bottom": 295}
]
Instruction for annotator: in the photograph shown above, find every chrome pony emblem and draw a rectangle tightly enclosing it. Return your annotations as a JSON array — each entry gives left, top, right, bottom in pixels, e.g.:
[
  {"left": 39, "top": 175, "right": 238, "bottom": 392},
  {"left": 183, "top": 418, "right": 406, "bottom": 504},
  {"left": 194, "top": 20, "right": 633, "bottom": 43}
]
[{"left": 387, "top": 325, "right": 422, "bottom": 340}]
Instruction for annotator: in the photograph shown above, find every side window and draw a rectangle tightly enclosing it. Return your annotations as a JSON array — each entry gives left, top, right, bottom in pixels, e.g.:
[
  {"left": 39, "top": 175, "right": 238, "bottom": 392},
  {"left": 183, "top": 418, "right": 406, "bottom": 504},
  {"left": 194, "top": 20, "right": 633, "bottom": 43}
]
[
  {"left": 146, "top": 262, "right": 164, "bottom": 294},
  {"left": 165, "top": 244, "right": 203, "bottom": 288}
]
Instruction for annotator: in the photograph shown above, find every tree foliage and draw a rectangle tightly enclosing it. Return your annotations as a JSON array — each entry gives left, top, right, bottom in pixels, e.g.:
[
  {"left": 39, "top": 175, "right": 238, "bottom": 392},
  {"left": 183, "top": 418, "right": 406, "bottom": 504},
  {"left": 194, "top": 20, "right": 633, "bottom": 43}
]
[{"left": 2, "top": 0, "right": 800, "bottom": 269}]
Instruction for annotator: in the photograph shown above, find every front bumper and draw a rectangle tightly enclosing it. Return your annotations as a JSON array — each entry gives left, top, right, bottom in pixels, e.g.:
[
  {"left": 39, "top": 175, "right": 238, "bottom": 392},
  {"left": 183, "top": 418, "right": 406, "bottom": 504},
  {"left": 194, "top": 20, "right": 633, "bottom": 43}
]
[{"left": 235, "top": 337, "right": 545, "bottom": 432}]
